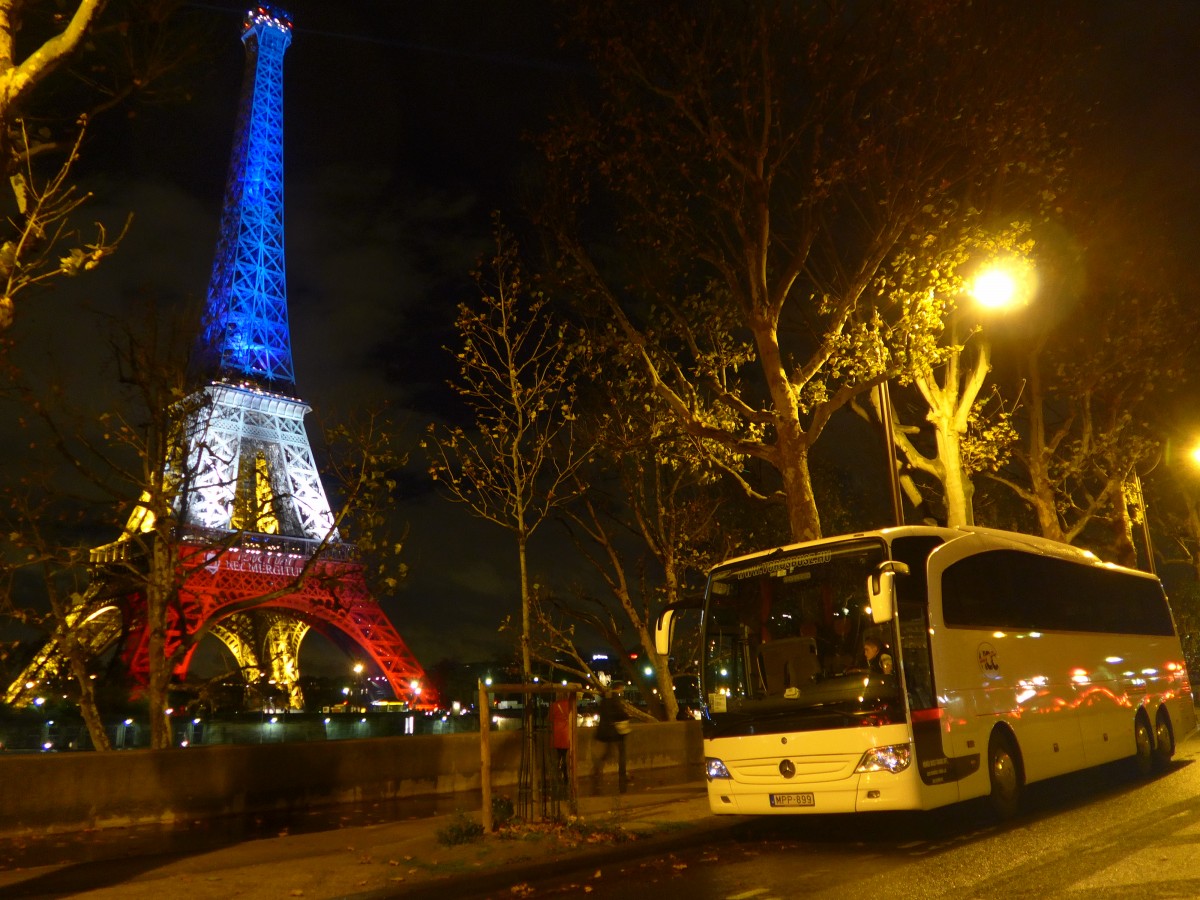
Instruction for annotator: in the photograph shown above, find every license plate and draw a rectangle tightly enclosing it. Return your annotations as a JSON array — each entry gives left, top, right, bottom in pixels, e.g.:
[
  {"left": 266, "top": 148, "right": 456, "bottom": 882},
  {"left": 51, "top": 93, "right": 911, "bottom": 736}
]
[{"left": 770, "top": 792, "right": 815, "bottom": 807}]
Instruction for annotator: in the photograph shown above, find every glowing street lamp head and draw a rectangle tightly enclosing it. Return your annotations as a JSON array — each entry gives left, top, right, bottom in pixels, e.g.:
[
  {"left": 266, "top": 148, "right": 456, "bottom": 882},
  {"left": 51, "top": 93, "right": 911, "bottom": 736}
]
[
  {"left": 1189, "top": 444, "right": 1200, "bottom": 468},
  {"left": 970, "top": 259, "right": 1036, "bottom": 311}
]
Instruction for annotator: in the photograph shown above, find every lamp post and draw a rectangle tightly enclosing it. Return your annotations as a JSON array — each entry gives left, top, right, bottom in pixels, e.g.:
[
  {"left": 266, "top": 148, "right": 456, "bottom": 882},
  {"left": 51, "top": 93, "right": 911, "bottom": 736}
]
[
  {"left": 878, "top": 378, "right": 905, "bottom": 527},
  {"left": 1128, "top": 469, "right": 1156, "bottom": 575}
]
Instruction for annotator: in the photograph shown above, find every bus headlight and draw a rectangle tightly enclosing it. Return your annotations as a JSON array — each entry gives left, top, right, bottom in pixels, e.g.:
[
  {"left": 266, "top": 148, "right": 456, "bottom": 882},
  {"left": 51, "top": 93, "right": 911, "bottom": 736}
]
[
  {"left": 705, "top": 757, "right": 732, "bottom": 780},
  {"left": 855, "top": 744, "right": 912, "bottom": 774}
]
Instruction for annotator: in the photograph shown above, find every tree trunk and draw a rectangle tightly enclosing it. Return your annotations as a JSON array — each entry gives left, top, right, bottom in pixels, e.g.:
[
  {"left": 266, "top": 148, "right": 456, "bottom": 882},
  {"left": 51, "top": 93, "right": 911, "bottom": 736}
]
[
  {"left": 62, "top": 626, "right": 112, "bottom": 751},
  {"left": 1110, "top": 497, "right": 1139, "bottom": 569},
  {"left": 146, "top": 534, "right": 175, "bottom": 750},
  {"left": 517, "top": 530, "right": 532, "bottom": 682},
  {"left": 933, "top": 418, "right": 974, "bottom": 527},
  {"left": 75, "top": 672, "right": 112, "bottom": 751},
  {"left": 1026, "top": 450, "right": 1068, "bottom": 543},
  {"left": 776, "top": 423, "right": 822, "bottom": 542}
]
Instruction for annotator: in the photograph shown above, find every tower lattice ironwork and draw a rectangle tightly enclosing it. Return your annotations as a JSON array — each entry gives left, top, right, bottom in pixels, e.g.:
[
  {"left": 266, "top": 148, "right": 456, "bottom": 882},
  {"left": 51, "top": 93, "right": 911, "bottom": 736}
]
[
  {"left": 198, "top": 4, "right": 295, "bottom": 390},
  {"left": 6, "top": 5, "right": 431, "bottom": 711}
]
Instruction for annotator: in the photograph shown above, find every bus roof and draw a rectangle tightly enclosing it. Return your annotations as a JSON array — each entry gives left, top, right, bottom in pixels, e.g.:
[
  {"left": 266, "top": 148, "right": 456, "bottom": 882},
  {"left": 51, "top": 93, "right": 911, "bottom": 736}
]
[{"left": 710, "top": 525, "right": 1157, "bottom": 581}]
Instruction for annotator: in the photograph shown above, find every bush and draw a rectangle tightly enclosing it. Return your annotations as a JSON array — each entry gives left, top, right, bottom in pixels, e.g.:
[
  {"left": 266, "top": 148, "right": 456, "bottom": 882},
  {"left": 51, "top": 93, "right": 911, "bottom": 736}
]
[
  {"left": 435, "top": 811, "right": 484, "bottom": 846},
  {"left": 491, "top": 794, "right": 515, "bottom": 829}
]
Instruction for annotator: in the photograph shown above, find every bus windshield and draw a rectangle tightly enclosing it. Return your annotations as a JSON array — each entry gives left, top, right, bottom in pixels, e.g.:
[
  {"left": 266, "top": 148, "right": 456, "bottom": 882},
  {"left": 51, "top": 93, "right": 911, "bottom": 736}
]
[{"left": 702, "top": 538, "right": 905, "bottom": 736}]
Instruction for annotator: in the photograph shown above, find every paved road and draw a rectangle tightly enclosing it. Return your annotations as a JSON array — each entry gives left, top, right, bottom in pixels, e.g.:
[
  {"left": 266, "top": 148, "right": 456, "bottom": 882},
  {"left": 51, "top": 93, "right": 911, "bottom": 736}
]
[{"left": 521, "top": 729, "right": 1200, "bottom": 900}]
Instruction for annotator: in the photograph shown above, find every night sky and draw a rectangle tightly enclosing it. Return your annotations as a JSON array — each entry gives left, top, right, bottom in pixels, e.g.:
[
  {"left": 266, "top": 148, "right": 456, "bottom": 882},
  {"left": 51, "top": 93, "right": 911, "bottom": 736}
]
[{"left": 6, "top": 1, "right": 1200, "bottom": 676}]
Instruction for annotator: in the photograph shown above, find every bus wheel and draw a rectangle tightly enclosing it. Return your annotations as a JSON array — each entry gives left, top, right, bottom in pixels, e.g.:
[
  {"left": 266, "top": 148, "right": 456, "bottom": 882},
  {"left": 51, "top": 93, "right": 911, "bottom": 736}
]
[
  {"left": 988, "top": 732, "right": 1022, "bottom": 820},
  {"left": 1133, "top": 714, "right": 1154, "bottom": 778},
  {"left": 1153, "top": 710, "right": 1175, "bottom": 770}
]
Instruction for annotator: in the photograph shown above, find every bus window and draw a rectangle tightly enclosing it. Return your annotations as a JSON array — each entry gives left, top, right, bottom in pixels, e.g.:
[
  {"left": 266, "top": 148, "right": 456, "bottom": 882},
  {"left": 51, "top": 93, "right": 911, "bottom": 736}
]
[
  {"left": 942, "top": 550, "right": 1176, "bottom": 635},
  {"left": 890, "top": 536, "right": 942, "bottom": 712},
  {"left": 701, "top": 539, "right": 905, "bottom": 731}
]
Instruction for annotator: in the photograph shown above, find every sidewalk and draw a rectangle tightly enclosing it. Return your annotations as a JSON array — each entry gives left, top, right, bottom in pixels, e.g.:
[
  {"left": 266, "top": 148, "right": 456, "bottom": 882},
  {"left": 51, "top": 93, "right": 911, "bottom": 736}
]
[{"left": 0, "top": 776, "right": 729, "bottom": 899}]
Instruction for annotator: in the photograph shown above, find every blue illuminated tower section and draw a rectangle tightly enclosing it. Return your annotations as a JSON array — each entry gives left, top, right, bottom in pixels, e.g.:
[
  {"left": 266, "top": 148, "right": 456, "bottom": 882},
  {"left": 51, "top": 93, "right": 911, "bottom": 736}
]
[{"left": 200, "top": 5, "right": 295, "bottom": 388}]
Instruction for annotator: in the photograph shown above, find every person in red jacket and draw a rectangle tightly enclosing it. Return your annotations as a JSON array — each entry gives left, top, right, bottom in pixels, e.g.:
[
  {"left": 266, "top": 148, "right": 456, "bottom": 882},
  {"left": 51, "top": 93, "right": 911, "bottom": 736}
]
[{"left": 549, "top": 692, "right": 573, "bottom": 785}]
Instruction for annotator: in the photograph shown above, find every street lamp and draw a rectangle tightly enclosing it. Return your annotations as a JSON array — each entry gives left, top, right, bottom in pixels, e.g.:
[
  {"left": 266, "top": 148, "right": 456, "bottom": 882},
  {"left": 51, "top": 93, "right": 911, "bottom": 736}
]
[{"left": 970, "top": 258, "right": 1036, "bottom": 312}]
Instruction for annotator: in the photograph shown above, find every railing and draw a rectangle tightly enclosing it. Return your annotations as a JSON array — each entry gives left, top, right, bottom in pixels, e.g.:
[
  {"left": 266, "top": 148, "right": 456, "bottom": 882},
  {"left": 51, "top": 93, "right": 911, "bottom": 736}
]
[
  {"left": 89, "top": 526, "right": 359, "bottom": 566},
  {"left": 0, "top": 710, "right": 475, "bottom": 752}
]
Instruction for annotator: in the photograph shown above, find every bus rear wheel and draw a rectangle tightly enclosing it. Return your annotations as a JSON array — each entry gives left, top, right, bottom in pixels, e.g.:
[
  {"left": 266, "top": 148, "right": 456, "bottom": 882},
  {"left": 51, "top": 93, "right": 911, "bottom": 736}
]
[
  {"left": 1153, "top": 710, "right": 1175, "bottom": 770},
  {"left": 988, "top": 732, "right": 1022, "bottom": 820},
  {"left": 1133, "top": 714, "right": 1154, "bottom": 778}
]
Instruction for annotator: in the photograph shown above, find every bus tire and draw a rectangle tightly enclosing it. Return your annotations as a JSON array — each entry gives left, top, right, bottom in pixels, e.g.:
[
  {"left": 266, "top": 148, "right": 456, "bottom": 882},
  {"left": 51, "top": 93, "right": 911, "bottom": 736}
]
[
  {"left": 988, "top": 731, "right": 1022, "bottom": 820},
  {"left": 1153, "top": 709, "right": 1175, "bottom": 770},
  {"left": 1133, "top": 713, "right": 1154, "bottom": 778}
]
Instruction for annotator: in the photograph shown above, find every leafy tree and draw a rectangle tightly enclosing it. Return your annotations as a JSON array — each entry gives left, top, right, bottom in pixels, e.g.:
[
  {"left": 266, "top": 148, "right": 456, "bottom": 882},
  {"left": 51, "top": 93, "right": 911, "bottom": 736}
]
[
  {"left": 539, "top": 0, "right": 1081, "bottom": 543},
  {"left": 987, "top": 235, "right": 1189, "bottom": 564},
  {"left": 424, "top": 219, "right": 585, "bottom": 680},
  {"left": 864, "top": 230, "right": 1034, "bottom": 527}
]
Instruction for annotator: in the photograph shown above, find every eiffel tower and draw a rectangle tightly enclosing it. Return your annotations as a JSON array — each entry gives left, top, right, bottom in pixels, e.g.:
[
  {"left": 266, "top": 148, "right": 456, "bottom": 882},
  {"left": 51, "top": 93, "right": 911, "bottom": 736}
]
[{"left": 6, "top": 5, "right": 430, "bottom": 711}]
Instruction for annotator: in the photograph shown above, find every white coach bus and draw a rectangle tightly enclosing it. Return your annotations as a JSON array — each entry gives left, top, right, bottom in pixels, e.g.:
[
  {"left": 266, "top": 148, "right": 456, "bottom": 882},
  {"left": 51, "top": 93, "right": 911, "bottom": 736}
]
[{"left": 658, "top": 526, "right": 1196, "bottom": 818}]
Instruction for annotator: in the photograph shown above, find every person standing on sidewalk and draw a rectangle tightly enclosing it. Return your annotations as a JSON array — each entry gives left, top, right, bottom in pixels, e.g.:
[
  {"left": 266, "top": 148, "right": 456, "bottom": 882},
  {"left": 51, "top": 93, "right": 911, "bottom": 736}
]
[
  {"left": 596, "top": 691, "right": 631, "bottom": 793},
  {"left": 549, "top": 691, "right": 573, "bottom": 787}
]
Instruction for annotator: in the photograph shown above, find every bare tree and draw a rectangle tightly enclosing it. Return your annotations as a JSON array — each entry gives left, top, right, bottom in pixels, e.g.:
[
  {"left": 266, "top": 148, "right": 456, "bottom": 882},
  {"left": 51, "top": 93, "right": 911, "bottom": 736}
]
[
  {"left": 548, "top": 323, "right": 756, "bottom": 717},
  {"left": 0, "top": 483, "right": 116, "bottom": 750},
  {"left": 987, "top": 244, "right": 1189, "bottom": 564},
  {"left": 424, "top": 218, "right": 585, "bottom": 680}
]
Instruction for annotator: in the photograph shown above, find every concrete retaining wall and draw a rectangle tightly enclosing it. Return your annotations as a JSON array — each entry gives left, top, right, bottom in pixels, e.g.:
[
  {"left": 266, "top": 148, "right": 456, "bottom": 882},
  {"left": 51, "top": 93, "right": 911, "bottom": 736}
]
[{"left": 0, "top": 720, "right": 703, "bottom": 838}]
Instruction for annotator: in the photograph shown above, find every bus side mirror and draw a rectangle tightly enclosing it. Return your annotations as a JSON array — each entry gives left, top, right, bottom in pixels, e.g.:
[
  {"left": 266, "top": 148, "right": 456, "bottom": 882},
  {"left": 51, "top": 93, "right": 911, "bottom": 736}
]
[
  {"left": 869, "top": 561, "right": 908, "bottom": 624},
  {"left": 654, "top": 608, "right": 675, "bottom": 657},
  {"left": 869, "top": 572, "right": 896, "bottom": 624}
]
